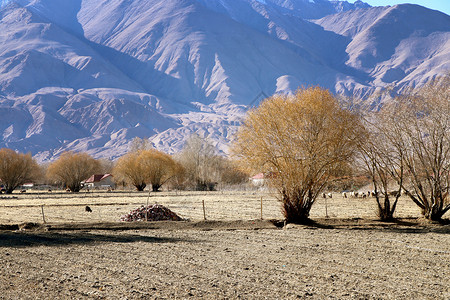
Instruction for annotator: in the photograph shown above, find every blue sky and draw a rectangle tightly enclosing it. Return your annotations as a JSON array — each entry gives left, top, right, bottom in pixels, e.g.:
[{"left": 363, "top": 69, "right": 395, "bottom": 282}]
[{"left": 348, "top": 0, "right": 450, "bottom": 15}]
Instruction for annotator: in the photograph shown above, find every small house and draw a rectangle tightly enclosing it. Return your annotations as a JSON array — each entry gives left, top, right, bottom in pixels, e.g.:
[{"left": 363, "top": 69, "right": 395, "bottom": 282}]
[
  {"left": 83, "top": 174, "right": 115, "bottom": 189},
  {"left": 250, "top": 173, "right": 266, "bottom": 186}
]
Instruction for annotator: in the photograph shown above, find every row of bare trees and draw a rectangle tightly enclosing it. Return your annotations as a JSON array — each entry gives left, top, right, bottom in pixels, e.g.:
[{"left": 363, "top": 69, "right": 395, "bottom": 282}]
[
  {"left": 114, "top": 135, "right": 247, "bottom": 191},
  {"left": 233, "top": 80, "right": 450, "bottom": 223},
  {"left": 114, "top": 148, "right": 181, "bottom": 192},
  {"left": 358, "top": 78, "right": 450, "bottom": 221},
  {"left": 0, "top": 136, "right": 247, "bottom": 194}
]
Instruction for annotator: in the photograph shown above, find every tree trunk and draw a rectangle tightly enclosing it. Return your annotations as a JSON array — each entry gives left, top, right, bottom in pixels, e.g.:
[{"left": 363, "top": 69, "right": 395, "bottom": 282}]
[
  {"left": 424, "top": 207, "right": 445, "bottom": 222},
  {"left": 68, "top": 185, "right": 81, "bottom": 192},
  {"left": 196, "top": 181, "right": 208, "bottom": 191},
  {"left": 421, "top": 197, "right": 450, "bottom": 222},
  {"left": 281, "top": 191, "right": 313, "bottom": 224},
  {"left": 135, "top": 183, "right": 146, "bottom": 191},
  {"left": 376, "top": 195, "right": 395, "bottom": 221},
  {"left": 152, "top": 184, "right": 161, "bottom": 192}
]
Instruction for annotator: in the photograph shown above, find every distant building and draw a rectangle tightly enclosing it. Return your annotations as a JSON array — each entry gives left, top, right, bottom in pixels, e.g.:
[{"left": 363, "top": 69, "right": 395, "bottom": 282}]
[
  {"left": 83, "top": 174, "right": 115, "bottom": 189},
  {"left": 250, "top": 172, "right": 277, "bottom": 187},
  {"left": 250, "top": 173, "right": 266, "bottom": 186}
]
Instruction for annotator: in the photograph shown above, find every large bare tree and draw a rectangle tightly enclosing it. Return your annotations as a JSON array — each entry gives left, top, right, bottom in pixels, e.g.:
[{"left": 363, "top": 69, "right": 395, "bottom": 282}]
[
  {"left": 47, "top": 152, "right": 101, "bottom": 192},
  {"left": 0, "top": 148, "right": 40, "bottom": 194},
  {"left": 233, "top": 87, "right": 363, "bottom": 223},
  {"left": 379, "top": 79, "right": 450, "bottom": 221}
]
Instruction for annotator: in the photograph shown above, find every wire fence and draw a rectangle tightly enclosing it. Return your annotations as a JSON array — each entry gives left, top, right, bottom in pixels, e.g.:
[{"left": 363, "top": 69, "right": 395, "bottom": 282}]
[{"left": 0, "top": 190, "right": 423, "bottom": 224}]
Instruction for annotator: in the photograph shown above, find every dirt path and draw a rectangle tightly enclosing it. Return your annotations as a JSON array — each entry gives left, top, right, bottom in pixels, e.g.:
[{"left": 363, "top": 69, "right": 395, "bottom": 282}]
[{"left": 1, "top": 221, "right": 449, "bottom": 299}]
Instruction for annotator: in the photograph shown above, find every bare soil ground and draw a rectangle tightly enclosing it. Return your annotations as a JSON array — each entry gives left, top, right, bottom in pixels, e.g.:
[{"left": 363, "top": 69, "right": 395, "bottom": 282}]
[{"left": 0, "top": 190, "right": 449, "bottom": 299}]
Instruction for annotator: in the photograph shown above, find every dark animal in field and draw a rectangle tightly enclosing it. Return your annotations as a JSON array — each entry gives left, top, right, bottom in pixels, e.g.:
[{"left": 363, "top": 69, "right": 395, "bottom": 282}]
[{"left": 85, "top": 206, "right": 92, "bottom": 213}]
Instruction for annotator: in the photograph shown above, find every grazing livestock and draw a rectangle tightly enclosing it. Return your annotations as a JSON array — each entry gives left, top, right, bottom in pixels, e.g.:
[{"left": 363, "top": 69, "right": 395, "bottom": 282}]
[
  {"left": 350, "top": 191, "right": 359, "bottom": 198},
  {"left": 85, "top": 206, "right": 92, "bottom": 213}
]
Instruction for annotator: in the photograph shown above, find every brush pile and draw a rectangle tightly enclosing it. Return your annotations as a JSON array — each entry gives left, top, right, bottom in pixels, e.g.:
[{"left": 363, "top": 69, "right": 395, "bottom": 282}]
[{"left": 120, "top": 204, "right": 183, "bottom": 222}]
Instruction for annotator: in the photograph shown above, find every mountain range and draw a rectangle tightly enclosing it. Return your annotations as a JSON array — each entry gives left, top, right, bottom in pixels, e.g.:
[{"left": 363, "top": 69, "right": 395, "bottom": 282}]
[{"left": 0, "top": 0, "right": 449, "bottom": 162}]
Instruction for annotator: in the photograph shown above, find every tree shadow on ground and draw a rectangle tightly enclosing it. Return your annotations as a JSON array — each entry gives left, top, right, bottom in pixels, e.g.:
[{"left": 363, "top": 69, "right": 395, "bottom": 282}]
[
  {"left": 285, "top": 217, "right": 450, "bottom": 234},
  {"left": 0, "top": 231, "right": 193, "bottom": 248},
  {"left": 383, "top": 225, "right": 450, "bottom": 235}
]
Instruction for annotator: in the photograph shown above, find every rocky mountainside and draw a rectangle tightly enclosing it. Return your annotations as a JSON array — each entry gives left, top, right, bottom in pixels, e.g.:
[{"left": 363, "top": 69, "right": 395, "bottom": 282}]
[{"left": 0, "top": 0, "right": 448, "bottom": 161}]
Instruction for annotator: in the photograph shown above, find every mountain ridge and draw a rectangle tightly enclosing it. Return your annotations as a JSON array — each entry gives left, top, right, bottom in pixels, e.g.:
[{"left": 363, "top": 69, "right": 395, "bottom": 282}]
[{"left": 0, "top": 0, "right": 448, "bottom": 162}]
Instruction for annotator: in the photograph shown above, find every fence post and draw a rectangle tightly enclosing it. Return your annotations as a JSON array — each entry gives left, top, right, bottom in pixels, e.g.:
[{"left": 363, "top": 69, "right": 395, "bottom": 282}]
[
  {"left": 202, "top": 199, "right": 206, "bottom": 220},
  {"left": 260, "top": 197, "right": 263, "bottom": 220},
  {"left": 41, "top": 205, "right": 46, "bottom": 223}
]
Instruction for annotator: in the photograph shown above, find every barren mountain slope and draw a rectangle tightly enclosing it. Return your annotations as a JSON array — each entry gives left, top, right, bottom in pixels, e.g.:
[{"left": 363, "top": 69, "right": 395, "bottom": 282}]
[{"left": 0, "top": 0, "right": 448, "bottom": 161}]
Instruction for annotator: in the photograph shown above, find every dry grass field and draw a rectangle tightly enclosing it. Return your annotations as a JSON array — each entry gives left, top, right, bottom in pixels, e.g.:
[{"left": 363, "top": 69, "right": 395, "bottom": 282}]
[
  {"left": 1, "top": 189, "right": 449, "bottom": 299},
  {"left": 0, "top": 189, "right": 429, "bottom": 224}
]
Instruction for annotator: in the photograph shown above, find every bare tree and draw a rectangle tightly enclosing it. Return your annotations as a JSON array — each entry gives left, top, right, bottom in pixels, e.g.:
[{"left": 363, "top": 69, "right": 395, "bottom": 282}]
[
  {"left": 98, "top": 158, "right": 114, "bottom": 174},
  {"left": 165, "top": 160, "right": 186, "bottom": 190},
  {"left": 358, "top": 117, "right": 403, "bottom": 220},
  {"left": 379, "top": 78, "right": 450, "bottom": 221},
  {"left": 0, "top": 148, "right": 41, "bottom": 194},
  {"left": 114, "top": 151, "right": 147, "bottom": 191},
  {"left": 218, "top": 157, "right": 249, "bottom": 186},
  {"left": 141, "top": 149, "right": 179, "bottom": 192},
  {"left": 233, "top": 87, "right": 363, "bottom": 224},
  {"left": 46, "top": 152, "right": 101, "bottom": 192},
  {"left": 129, "top": 137, "right": 151, "bottom": 153},
  {"left": 176, "top": 134, "right": 222, "bottom": 190},
  {"left": 114, "top": 149, "right": 179, "bottom": 191}
]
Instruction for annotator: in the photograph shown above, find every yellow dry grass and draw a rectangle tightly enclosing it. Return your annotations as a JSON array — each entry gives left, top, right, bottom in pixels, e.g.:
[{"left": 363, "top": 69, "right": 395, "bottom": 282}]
[{"left": 0, "top": 189, "right": 424, "bottom": 224}]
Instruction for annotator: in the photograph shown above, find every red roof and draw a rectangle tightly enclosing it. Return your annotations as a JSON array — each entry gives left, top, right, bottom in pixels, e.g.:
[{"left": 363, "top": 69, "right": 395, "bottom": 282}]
[
  {"left": 85, "top": 174, "right": 113, "bottom": 183},
  {"left": 251, "top": 172, "right": 277, "bottom": 180},
  {"left": 251, "top": 173, "right": 265, "bottom": 180}
]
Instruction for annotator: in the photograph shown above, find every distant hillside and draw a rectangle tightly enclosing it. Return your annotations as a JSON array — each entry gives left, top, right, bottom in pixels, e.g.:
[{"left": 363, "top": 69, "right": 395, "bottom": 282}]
[{"left": 0, "top": 0, "right": 448, "bottom": 161}]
